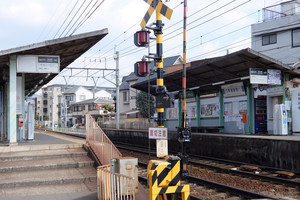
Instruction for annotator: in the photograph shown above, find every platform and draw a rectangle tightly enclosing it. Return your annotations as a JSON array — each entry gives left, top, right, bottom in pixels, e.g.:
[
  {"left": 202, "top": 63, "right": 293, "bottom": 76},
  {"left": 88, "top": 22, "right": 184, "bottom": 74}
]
[{"left": 0, "top": 130, "right": 148, "bottom": 200}]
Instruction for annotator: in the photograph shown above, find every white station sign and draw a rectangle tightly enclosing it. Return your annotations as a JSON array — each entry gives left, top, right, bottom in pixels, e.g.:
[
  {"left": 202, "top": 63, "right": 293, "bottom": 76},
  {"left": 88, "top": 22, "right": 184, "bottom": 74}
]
[
  {"left": 148, "top": 127, "right": 168, "bottom": 140},
  {"left": 17, "top": 55, "right": 60, "bottom": 73}
]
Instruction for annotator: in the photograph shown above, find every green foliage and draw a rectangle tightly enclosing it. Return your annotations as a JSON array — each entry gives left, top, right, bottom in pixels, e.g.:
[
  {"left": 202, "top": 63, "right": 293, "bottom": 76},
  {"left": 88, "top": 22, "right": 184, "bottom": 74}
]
[
  {"left": 102, "top": 104, "right": 114, "bottom": 113},
  {"left": 43, "top": 115, "right": 49, "bottom": 121},
  {"left": 136, "top": 91, "right": 155, "bottom": 118}
]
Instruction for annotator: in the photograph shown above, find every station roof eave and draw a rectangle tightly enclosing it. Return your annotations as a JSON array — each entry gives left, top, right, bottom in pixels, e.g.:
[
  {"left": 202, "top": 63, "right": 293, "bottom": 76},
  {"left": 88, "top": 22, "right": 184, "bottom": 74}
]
[
  {"left": 132, "top": 48, "right": 298, "bottom": 95},
  {"left": 0, "top": 28, "right": 108, "bottom": 96}
]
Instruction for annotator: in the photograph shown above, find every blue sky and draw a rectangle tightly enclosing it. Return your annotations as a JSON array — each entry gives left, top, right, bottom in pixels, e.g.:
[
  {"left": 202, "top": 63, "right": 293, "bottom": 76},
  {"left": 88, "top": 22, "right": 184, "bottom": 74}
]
[{"left": 0, "top": 0, "right": 286, "bottom": 88}]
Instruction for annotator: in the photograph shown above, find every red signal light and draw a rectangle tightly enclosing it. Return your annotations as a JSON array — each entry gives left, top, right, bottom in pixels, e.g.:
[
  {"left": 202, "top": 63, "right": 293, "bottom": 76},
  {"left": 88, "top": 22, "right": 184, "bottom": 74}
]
[
  {"left": 134, "top": 30, "right": 150, "bottom": 47},
  {"left": 134, "top": 61, "right": 150, "bottom": 77}
]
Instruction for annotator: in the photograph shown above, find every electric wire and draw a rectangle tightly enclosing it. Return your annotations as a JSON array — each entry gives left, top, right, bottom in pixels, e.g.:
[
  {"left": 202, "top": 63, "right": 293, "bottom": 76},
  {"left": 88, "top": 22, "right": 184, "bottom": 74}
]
[
  {"left": 53, "top": 0, "right": 80, "bottom": 39},
  {"left": 58, "top": 0, "right": 87, "bottom": 38},
  {"left": 64, "top": 0, "right": 94, "bottom": 37},
  {"left": 69, "top": 0, "right": 106, "bottom": 36}
]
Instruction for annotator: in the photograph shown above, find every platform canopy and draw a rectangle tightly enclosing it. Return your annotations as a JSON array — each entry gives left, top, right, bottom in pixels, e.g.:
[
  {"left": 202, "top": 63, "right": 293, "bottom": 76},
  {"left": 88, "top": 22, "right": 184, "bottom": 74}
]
[
  {"left": 132, "top": 48, "right": 299, "bottom": 95},
  {"left": 0, "top": 29, "right": 108, "bottom": 95}
]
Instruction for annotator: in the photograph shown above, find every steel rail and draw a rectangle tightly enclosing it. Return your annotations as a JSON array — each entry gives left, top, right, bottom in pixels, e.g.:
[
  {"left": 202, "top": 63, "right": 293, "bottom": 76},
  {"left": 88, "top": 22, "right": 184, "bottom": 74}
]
[
  {"left": 186, "top": 175, "right": 278, "bottom": 200},
  {"left": 114, "top": 142, "right": 300, "bottom": 178},
  {"left": 119, "top": 143, "right": 300, "bottom": 188},
  {"left": 138, "top": 162, "right": 277, "bottom": 200}
]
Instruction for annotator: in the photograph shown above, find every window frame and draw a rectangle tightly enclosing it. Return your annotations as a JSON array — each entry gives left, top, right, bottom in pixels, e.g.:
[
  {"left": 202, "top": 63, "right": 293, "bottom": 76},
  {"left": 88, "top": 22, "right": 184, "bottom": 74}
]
[
  {"left": 292, "top": 28, "right": 300, "bottom": 47},
  {"left": 262, "top": 33, "right": 277, "bottom": 46}
]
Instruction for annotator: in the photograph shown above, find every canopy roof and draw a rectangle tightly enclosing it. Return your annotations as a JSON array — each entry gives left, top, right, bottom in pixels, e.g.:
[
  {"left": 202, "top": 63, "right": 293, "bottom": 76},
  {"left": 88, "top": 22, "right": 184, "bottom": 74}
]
[
  {"left": 0, "top": 29, "right": 108, "bottom": 95},
  {"left": 132, "top": 48, "right": 298, "bottom": 95}
]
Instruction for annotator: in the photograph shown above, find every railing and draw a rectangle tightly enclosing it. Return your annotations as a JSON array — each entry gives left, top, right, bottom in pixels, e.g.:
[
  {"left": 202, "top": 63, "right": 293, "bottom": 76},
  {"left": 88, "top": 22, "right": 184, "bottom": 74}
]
[
  {"left": 86, "top": 114, "right": 122, "bottom": 165},
  {"left": 98, "top": 165, "right": 135, "bottom": 200},
  {"left": 101, "top": 118, "right": 157, "bottom": 130}
]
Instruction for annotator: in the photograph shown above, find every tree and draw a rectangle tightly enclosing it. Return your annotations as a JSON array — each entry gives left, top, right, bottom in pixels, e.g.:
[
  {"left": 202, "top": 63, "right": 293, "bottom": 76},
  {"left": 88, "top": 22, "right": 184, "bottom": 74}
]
[
  {"left": 102, "top": 104, "right": 114, "bottom": 113},
  {"left": 136, "top": 91, "right": 155, "bottom": 118}
]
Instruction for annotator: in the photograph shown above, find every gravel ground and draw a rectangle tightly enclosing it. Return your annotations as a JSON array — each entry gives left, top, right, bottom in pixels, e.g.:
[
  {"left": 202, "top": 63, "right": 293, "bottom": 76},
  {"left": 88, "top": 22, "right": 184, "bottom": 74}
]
[{"left": 120, "top": 149, "right": 300, "bottom": 200}]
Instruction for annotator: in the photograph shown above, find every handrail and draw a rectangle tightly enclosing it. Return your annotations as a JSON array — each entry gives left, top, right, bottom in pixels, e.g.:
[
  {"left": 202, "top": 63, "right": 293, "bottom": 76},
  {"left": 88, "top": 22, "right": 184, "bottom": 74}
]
[
  {"left": 86, "top": 114, "right": 122, "bottom": 165},
  {"left": 97, "top": 165, "right": 135, "bottom": 200}
]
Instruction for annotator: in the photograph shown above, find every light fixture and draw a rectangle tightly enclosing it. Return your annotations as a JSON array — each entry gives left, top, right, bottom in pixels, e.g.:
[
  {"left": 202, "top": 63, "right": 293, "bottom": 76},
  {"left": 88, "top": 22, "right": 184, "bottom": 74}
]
[
  {"left": 212, "top": 81, "right": 225, "bottom": 86},
  {"left": 240, "top": 76, "right": 250, "bottom": 80}
]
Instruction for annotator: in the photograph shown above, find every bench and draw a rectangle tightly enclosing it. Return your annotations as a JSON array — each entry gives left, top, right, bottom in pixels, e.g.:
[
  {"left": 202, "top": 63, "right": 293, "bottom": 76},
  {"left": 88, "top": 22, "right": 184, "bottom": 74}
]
[{"left": 191, "top": 126, "right": 224, "bottom": 133}]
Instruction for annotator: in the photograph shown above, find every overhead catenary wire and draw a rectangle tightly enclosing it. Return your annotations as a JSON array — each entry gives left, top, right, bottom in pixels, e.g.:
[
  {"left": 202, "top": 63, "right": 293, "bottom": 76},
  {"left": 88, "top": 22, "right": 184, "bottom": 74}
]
[
  {"left": 63, "top": 0, "right": 94, "bottom": 37},
  {"left": 58, "top": 0, "right": 87, "bottom": 38},
  {"left": 53, "top": 0, "right": 80, "bottom": 39},
  {"left": 119, "top": 0, "right": 253, "bottom": 59},
  {"left": 69, "top": 0, "right": 106, "bottom": 36}
]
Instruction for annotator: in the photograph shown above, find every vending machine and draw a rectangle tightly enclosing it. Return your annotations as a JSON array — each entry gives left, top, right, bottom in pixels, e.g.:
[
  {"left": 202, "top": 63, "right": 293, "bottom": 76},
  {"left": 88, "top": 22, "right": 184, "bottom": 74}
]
[
  {"left": 254, "top": 97, "right": 267, "bottom": 133},
  {"left": 273, "top": 104, "right": 288, "bottom": 135}
]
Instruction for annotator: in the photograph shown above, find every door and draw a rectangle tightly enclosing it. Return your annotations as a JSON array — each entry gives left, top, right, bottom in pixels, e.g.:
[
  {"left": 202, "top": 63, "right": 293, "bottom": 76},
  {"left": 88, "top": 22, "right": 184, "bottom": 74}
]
[{"left": 292, "top": 89, "right": 300, "bottom": 132}]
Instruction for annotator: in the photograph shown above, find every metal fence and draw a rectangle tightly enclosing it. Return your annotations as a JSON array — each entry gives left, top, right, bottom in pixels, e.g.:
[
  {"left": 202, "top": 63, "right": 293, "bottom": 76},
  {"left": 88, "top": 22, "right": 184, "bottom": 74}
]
[
  {"left": 86, "top": 114, "right": 122, "bottom": 165},
  {"left": 102, "top": 118, "right": 157, "bottom": 130},
  {"left": 98, "top": 165, "right": 135, "bottom": 200}
]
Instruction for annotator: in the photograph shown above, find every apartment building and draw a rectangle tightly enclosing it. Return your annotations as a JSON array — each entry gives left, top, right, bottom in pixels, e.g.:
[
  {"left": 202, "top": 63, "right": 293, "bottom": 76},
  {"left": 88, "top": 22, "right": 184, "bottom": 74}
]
[{"left": 251, "top": 0, "right": 300, "bottom": 67}]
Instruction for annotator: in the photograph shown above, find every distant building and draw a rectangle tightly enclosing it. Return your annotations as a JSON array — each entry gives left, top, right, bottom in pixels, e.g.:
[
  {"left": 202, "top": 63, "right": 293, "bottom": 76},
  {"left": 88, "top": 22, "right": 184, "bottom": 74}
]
[
  {"left": 119, "top": 55, "right": 182, "bottom": 118},
  {"left": 251, "top": 0, "right": 300, "bottom": 66},
  {"left": 69, "top": 97, "right": 115, "bottom": 126},
  {"left": 34, "top": 84, "right": 114, "bottom": 127}
]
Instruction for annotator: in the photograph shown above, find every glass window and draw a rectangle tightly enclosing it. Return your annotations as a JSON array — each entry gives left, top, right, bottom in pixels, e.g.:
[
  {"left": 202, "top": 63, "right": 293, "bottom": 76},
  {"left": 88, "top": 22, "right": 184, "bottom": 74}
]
[
  {"left": 79, "top": 95, "right": 86, "bottom": 100},
  {"left": 123, "top": 92, "right": 128, "bottom": 102},
  {"left": 292, "top": 29, "right": 300, "bottom": 47},
  {"left": 262, "top": 33, "right": 277, "bottom": 46}
]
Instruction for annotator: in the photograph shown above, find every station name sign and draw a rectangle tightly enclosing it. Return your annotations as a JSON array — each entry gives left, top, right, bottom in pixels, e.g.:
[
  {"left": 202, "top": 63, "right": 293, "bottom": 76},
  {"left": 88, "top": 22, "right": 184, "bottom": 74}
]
[
  {"left": 148, "top": 127, "right": 168, "bottom": 140},
  {"left": 249, "top": 68, "right": 281, "bottom": 85},
  {"left": 17, "top": 55, "right": 60, "bottom": 73}
]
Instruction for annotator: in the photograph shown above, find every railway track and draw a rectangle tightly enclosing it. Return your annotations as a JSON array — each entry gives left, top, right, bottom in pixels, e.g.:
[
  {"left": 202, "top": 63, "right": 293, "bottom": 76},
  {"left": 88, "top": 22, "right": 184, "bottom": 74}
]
[
  {"left": 116, "top": 143, "right": 300, "bottom": 199},
  {"left": 39, "top": 130, "right": 300, "bottom": 199}
]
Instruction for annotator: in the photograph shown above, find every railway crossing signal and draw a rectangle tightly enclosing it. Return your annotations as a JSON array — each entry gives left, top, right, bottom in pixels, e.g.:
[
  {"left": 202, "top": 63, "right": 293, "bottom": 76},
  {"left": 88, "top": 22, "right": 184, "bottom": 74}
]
[{"left": 140, "top": 0, "right": 173, "bottom": 28}]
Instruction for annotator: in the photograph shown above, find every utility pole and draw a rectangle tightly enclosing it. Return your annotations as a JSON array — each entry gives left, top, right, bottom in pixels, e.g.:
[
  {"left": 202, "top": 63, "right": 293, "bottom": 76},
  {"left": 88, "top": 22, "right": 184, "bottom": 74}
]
[
  {"left": 177, "top": 0, "right": 191, "bottom": 177},
  {"left": 155, "top": 9, "right": 164, "bottom": 127},
  {"left": 114, "top": 48, "right": 120, "bottom": 129},
  {"left": 52, "top": 95, "right": 55, "bottom": 130}
]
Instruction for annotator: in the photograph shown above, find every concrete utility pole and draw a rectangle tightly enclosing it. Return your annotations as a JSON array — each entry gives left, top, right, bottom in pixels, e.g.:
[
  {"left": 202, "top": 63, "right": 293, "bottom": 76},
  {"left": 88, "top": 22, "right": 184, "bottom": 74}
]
[
  {"left": 114, "top": 49, "right": 120, "bottom": 129},
  {"left": 52, "top": 96, "right": 55, "bottom": 130}
]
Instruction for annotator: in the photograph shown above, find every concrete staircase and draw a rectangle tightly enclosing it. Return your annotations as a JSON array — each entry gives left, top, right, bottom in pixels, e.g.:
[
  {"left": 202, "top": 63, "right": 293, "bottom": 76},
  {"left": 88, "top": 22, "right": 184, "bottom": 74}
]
[{"left": 0, "top": 146, "right": 97, "bottom": 200}]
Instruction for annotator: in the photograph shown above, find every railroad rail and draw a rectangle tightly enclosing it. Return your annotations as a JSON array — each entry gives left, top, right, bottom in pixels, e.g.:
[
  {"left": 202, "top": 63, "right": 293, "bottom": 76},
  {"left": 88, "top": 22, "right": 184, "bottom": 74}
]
[
  {"left": 114, "top": 142, "right": 300, "bottom": 186},
  {"left": 37, "top": 129, "right": 300, "bottom": 199}
]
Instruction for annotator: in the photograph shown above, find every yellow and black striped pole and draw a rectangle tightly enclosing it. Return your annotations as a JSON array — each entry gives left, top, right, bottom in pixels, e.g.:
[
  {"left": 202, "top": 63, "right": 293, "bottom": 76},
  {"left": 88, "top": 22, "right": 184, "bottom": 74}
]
[
  {"left": 156, "top": 8, "right": 164, "bottom": 127},
  {"left": 181, "top": 0, "right": 190, "bottom": 177}
]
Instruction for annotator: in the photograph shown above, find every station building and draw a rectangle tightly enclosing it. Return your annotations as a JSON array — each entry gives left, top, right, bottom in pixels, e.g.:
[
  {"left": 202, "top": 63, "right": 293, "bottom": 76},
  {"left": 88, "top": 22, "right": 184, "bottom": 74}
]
[{"left": 132, "top": 48, "right": 300, "bottom": 135}]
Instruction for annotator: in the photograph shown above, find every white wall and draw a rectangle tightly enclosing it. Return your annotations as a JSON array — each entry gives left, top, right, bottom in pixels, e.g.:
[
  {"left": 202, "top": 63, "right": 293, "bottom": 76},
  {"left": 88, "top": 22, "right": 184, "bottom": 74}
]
[
  {"left": 95, "top": 90, "right": 112, "bottom": 99},
  {"left": 75, "top": 87, "right": 93, "bottom": 102},
  {"left": 251, "top": 14, "right": 300, "bottom": 65}
]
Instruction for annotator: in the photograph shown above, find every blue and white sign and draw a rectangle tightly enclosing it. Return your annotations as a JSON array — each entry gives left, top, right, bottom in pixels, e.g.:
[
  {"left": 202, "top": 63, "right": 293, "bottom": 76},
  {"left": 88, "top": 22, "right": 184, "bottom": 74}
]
[
  {"left": 221, "top": 82, "right": 245, "bottom": 97},
  {"left": 267, "top": 69, "right": 281, "bottom": 85}
]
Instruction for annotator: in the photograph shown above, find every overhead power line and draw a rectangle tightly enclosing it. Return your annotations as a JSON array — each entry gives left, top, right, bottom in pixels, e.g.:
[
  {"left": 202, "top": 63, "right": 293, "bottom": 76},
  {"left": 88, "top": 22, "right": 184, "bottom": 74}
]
[{"left": 53, "top": 0, "right": 80, "bottom": 39}]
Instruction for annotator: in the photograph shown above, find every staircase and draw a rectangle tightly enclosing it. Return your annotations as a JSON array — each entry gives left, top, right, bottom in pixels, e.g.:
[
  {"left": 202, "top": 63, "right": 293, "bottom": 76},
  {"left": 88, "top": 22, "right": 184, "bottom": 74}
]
[{"left": 0, "top": 145, "right": 97, "bottom": 200}]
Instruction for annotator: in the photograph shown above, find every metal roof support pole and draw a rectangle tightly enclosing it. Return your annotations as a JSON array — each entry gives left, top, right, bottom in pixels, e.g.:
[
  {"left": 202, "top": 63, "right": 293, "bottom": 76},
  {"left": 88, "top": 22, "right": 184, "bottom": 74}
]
[
  {"left": 178, "top": 98, "right": 182, "bottom": 127},
  {"left": 21, "top": 73, "right": 25, "bottom": 140},
  {"left": 219, "top": 90, "right": 224, "bottom": 133},
  {"left": 196, "top": 91, "right": 201, "bottom": 126},
  {"left": 247, "top": 84, "right": 253, "bottom": 134},
  {"left": 8, "top": 55, "right": 17, "bottom": 144}
]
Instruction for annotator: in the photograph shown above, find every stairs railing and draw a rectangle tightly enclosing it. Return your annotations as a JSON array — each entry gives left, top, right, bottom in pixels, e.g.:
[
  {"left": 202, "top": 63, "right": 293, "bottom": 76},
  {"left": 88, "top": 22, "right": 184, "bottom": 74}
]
[{"left": 86, "top": 114, "right": 122, "bottom": 165}]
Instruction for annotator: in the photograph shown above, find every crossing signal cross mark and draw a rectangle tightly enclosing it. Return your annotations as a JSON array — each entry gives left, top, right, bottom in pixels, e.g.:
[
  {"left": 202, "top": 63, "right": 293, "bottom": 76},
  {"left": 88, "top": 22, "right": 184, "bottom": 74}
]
[{"left": 140, "top": 0, "right": 173, "bottom": 28}]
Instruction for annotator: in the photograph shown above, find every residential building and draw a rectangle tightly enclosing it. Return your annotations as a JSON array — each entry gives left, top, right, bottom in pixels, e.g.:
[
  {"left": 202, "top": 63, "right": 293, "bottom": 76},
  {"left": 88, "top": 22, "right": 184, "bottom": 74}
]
[
  {"left": 69, "top": 97, "right": 115, "bottom": 126},
  {"left": 34, "top": 84, "right": 115, "bottom": 127},
  {"left": 251, "top": 0, "right": 300, "bottom": 66},
  {"left": 40, "top": 85, "right": 62, "bottom": 127}
]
